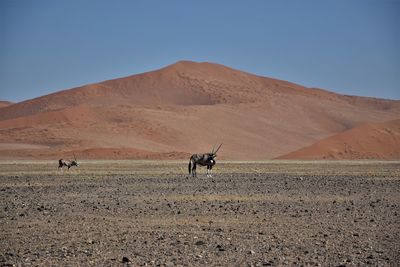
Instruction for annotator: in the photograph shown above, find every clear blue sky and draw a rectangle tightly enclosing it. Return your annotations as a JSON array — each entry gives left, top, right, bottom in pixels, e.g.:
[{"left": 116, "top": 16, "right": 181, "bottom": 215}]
[{"left": 1, "top": 0, "right": 399, "bottom": 102}]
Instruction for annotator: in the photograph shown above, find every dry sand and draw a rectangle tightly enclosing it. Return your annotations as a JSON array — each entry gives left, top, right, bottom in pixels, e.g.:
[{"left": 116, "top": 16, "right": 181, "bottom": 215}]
[
  {"left": 0, "top": 101, "right": 13, "bottom": 108},
  {"left": 1, "top": 61, "right": 399, "bottom": 160},
  {"left": 278, "top": 119, "right": 400, "bottom": 160}
]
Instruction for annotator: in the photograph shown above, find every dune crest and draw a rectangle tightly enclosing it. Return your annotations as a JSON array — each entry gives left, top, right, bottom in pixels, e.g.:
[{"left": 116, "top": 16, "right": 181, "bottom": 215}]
[
  {"left": 277, "top": 119, "right": 400, "bottom": 160},
  {"left": 1, "top": 61, "right": 400, "bottom": 159}
]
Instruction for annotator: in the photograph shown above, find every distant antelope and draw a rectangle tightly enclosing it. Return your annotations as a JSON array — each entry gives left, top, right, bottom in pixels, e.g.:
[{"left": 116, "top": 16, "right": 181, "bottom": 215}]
[
  {"left": 188, "top": 144, "right": 222, "bottom": 177},
  {"left": 58, "top": 153, "right": 79, "bottom": 170}
]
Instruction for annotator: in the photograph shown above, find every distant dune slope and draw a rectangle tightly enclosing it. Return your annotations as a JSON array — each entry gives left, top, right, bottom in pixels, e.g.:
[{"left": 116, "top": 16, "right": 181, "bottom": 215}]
[
  {"left": 1, "top": 61, "right": 400, "bottom": 159},
  {"left": 277, "top": 119, "right": 400, "bottom": 160},
  {"left": 0, "top": 101, "right": 13, "bottom": 108}
]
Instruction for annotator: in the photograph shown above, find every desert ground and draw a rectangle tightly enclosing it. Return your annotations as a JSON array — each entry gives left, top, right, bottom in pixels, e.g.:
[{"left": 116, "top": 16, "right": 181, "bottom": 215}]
[{"left": 0, "top": 160, "right": 399, "bottom": 266}]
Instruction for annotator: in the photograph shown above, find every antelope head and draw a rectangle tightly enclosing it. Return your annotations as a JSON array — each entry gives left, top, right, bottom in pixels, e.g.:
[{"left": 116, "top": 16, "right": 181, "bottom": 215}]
[
  {"left": 72, "top": 153, "right": 79, "bottom": 167},
  {"left": 210, "top": 143, "right": 223, "bottom": 158}
]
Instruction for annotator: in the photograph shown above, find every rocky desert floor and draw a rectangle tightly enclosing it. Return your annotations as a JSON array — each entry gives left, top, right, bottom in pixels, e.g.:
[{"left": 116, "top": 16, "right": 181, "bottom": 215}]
[{"left": 0, "top": 160, "right": 399, "bottom": 266}]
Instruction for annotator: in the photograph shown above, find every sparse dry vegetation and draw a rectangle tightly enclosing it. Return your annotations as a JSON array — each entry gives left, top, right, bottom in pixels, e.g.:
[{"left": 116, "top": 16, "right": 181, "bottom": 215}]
[{"left": 1, "top": 161, "right": 399, "bottom": 266}]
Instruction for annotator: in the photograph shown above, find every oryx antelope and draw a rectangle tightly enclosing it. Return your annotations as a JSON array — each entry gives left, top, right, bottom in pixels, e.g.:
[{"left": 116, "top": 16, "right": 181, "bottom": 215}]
[
  {"left": 58, "top": 153, "right": 79, "bottom": 170},
  {"left": 188, "top": 144, "right": 222, "bottom": 177}
]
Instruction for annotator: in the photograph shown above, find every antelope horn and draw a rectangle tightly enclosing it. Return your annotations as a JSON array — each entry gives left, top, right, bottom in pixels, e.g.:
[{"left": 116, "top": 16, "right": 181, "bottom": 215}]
[
  {"left": 73, "top": 152, "right": 77, "bottom": 161},
  {"left": 214, "top": 143, "right": 223, "bottom": 154},
  {"left": 211, "top": 144, "right": 216, "bottom": 154}
]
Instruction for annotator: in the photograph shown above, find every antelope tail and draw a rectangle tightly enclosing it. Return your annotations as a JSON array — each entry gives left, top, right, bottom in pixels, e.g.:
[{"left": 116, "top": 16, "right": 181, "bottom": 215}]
[{"left": 188, "top": 159, "right": 192, "bottom": 174}]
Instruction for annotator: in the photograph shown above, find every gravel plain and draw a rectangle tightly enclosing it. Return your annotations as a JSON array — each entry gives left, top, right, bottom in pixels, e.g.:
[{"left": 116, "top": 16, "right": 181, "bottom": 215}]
[{"left": 0, "top": 160, "right": 399, "bottom": 266}]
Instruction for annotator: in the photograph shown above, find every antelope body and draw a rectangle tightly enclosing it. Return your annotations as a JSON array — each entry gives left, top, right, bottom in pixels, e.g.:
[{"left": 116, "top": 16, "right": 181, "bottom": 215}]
[
  {"left": 58, "top": 154, "right": 79, "bottom": 170},
  {"left": 188, "top": 144, "right": 222, "bottom": 177}
]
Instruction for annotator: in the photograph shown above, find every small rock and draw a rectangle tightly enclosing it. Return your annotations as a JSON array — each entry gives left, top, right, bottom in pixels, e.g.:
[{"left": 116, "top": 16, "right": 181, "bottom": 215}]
[
  {"left": 216, "top": 244, "right": 225, "bottom": 251},
  {"left": 249, "top": 250, "right": 256, "bottom": 255},
  {"left": 195, "top": 240, "right": 205, "bottom": 246},
  {"left": 122, "top": 256, "right": 130, "bottom": 263}
]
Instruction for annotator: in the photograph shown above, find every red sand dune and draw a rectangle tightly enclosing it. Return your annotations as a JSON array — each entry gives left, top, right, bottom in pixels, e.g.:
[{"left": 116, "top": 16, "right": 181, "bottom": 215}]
[
  {"left": 0, "top": 101, "right": 13, "bottom": 108},
  {"left": 278, "top": 119, "right": 400, "bottom": 160},
  {"left": 0, "top": 61, "right": 399, "bottom": 160}
]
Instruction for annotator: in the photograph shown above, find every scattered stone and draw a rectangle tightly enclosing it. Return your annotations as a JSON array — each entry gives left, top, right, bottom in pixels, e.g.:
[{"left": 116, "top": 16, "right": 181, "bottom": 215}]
[
  {"left": 195, "top": 240, "right": 205, "bottom": 246},
  {"left": 216, "top": 245, "right": 225, "bottom": 251},
  {"left": 122, "top": 256, "right": 130, "bottom": 263},
  {"left": 2, "top": 162, "right": 399, "bottom": 266}
]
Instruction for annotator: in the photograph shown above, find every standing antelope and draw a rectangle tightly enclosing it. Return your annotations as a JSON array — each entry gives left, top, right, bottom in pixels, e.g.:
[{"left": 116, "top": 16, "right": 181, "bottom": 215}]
[
  {"left": 188, "top": 144, "right": 222, "bottom": 177},
  {"left": 58, "top": 153, "right": 79, "bottom": 170}
]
